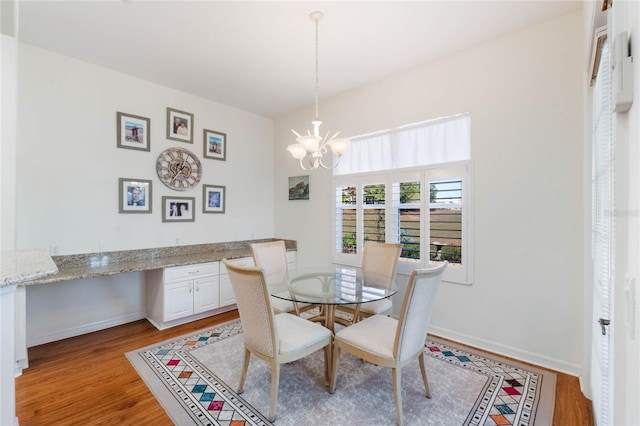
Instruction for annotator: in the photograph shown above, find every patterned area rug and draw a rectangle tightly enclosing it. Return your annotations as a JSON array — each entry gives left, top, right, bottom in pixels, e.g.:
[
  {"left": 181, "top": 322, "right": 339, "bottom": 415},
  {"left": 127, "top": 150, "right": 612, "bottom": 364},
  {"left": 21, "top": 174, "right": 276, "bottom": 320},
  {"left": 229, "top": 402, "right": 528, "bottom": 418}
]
[{"left": 126, "top": 319, "right": 555, "bottom": 426}]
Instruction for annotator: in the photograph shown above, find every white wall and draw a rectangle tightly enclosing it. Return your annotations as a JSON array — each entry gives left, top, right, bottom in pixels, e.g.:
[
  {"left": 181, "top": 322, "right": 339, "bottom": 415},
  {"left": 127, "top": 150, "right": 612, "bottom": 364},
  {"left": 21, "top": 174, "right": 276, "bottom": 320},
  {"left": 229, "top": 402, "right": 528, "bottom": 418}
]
[
  {"left": 1, "top": 33, "right": 17, "bottom": 252},
  {"left": 16, "top": 44, "right": 276, "bottom": 344},
  {"left": 275, "top": 11, "right": 585, "bottom": 375},
  {"left": 16, "top": 44, "right": 275, "bottom": 254}
]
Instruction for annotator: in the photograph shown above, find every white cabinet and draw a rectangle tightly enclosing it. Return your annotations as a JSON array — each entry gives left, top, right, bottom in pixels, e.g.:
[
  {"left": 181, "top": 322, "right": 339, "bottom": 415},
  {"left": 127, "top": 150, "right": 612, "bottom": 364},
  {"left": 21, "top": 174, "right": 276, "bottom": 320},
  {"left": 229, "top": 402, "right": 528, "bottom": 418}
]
[
  {"left": 146, "top": 251, "right": 297, "bottom": 329},
  {"left": 146, "top": 262, "right": 224, "bottom": 329}
]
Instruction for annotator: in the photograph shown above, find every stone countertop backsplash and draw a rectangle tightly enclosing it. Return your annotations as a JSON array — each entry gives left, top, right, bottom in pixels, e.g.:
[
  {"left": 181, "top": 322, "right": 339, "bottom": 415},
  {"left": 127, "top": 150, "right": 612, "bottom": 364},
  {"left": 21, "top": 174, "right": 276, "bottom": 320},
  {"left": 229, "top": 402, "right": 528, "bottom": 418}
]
[{"left": 3, "top": 238, "right": 296, "bottom": 287}]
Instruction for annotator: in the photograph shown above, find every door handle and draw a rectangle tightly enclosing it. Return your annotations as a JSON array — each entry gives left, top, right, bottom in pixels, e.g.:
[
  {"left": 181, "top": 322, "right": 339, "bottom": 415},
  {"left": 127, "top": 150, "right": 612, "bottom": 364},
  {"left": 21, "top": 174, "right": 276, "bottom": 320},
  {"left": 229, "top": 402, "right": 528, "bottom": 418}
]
[{"left": 599, "top": 318, "right": 611, "bottom": 335}]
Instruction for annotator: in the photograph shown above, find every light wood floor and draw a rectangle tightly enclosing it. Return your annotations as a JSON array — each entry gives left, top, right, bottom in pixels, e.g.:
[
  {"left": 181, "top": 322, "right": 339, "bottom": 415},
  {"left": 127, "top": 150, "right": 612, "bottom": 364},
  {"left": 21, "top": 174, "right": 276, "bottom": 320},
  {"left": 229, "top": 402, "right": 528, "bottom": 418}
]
[{"left": 15, "top": 311, "right": 593, "bottom": 425}]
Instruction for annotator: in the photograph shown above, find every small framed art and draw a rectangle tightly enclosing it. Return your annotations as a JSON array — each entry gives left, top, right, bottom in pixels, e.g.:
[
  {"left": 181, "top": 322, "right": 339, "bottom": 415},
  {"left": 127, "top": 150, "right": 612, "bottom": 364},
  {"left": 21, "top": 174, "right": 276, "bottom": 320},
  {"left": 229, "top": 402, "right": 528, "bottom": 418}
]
[
  {"left": 117, "top": 112, "right": 150, "bottom": 151},
  {"left": 119, "top": 178, "right": 152, "bottom": 213},
  {"left": 162, "top": 196, "right": 195, "bottom": 222},
  {"left": 288, "top": 175, "right": 310, "bottom": 201},
  {"left": 166, "top": 107, "right": 194, "bottom": 143},
  {"left": 202, "top": 184, "right": 226, "bottom": 214},
  {"left": 203, "top": 129, "right": 227, "bottom": 161}
]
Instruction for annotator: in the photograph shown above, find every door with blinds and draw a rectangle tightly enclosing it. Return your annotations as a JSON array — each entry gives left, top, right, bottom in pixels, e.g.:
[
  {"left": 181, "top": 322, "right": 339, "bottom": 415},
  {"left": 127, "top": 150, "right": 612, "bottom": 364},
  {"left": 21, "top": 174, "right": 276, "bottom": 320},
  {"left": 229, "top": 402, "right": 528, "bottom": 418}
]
[{"left": 591, "top": 37, "right": 614, "bottom": 426}]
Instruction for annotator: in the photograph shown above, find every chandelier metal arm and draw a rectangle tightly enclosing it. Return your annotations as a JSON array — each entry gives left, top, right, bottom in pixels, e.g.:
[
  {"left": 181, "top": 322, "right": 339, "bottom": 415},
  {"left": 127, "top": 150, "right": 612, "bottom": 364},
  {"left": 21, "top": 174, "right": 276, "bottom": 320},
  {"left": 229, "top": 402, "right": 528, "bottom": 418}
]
[
  {"left": 296, "top": 158, "right": 315, "bottom": 171},
  {"left": 318, "top": 154, "right": 342, "bottom": 170}
]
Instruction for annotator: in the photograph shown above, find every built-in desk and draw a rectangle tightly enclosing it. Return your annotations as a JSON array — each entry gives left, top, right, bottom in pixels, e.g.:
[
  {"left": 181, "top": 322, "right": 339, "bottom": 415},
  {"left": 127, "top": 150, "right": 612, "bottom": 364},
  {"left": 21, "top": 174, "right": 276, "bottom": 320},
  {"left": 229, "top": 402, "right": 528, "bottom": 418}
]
[
  {"left": 24, "top": 239, "right": 296, "bottom": 286},
  {"left": 16, "top": 238, "right": 296, "bottom": 347}
]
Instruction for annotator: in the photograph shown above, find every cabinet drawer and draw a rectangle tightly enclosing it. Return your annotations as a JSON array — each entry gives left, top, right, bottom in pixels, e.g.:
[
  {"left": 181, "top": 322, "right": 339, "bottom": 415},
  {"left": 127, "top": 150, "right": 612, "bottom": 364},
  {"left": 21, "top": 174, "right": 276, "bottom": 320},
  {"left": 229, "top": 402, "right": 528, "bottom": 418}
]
[
  {"left": 219, "top": 257, "right": 254, "bottom": 274},
  {"left": 165, "top": 262, "right": 218, "bottom": 282}
]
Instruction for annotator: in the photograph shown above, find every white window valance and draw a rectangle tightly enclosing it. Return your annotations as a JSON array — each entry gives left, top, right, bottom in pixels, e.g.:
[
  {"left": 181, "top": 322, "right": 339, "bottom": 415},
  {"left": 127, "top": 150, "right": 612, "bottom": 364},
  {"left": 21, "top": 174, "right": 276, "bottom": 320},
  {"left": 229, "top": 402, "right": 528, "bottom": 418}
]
[{"left": 334, "top": 113, "right": 470, "bottom": 175}]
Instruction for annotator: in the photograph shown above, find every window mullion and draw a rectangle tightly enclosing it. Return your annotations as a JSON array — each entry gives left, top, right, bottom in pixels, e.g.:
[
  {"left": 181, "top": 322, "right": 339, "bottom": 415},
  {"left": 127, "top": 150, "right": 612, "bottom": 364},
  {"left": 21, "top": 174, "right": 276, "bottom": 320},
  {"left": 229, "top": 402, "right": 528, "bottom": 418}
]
[{"left": 422, "top": 170, "right": 430, "bottom": 266}]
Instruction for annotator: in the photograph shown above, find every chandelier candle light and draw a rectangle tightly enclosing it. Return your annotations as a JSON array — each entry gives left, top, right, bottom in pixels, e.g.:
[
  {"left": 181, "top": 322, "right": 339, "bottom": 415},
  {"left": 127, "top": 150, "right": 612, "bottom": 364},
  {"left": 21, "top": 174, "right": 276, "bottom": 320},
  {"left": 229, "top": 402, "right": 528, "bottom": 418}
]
[{"left": 288, "top": 11, "right": 350, "bottom": 171}]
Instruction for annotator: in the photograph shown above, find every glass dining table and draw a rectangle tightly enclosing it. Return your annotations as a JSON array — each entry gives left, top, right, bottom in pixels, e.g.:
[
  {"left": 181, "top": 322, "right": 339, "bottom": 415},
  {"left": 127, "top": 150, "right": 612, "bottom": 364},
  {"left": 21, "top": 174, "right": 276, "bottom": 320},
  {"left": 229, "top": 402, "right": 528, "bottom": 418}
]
[{"left": 266, "top": 265, "right": 398, "bottom": 333}]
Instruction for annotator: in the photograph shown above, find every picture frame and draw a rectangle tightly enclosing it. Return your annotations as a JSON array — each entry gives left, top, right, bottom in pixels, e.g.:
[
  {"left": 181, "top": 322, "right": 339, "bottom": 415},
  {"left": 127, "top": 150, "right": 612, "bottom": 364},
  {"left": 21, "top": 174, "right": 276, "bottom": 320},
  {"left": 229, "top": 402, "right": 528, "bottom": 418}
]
[
  {"left": 203, "top": 129, "right": 227, "bottom": 161},
  {"left": 288, "top": 175, "right": 310, "bottom": 201},
  {"left": 117, "top": 112, "right": 150, "bottom": 152},
  {"left": 202, "top": 184, "right": 226, "bottom": 214},
  {"left": 166, "top": 107, "right": 194, "bottom": 143},
  {"left": 162, "top": 196, "right": 196, "bottom": 222},
  {"left": 119, "top": 178, "right": 152, "bottom": 213}
]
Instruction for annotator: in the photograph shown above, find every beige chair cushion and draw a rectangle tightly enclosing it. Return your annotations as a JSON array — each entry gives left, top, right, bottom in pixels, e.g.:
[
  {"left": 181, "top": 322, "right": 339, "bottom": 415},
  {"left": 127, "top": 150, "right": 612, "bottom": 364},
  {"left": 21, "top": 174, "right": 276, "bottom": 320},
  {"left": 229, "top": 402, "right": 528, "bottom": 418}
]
[
  {"left": 335, "top": 315, "right": 397, "bottom": 359},
  {"left": 276, "top": 313, "right": 332, "bottom": 355}
]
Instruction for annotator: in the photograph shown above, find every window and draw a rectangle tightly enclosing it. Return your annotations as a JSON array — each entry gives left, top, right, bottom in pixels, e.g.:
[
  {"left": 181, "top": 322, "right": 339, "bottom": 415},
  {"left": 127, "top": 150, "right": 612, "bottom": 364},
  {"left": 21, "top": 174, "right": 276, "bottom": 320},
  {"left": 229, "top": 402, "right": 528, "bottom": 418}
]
[
  {"left": 334, "top": 163, "right": 472, "bottom": 284},
  {"left": 333, "top": 113, "right": 472, "bottom": 285},
  {"left": 429, "top": 177, "right": 462, "bottom": 264},
  {"left": 335, "top": 184, "right": 357, "bottom": 254},
  {"left": 392, "top": 179, "right": 421, "bottom": 261},
  {"left": 363, "top": 183, "right": 386, "bottom": 243}
]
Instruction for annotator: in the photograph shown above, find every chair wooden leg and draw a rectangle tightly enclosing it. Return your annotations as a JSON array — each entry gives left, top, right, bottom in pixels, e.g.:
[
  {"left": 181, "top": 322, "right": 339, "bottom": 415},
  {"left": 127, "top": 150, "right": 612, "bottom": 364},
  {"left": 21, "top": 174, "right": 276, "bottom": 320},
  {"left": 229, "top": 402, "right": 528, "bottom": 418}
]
[
  {"left": 268, "top": 362, "right": 281, "bottom": 422},
  {"left": 329, "top": 344, "right": 340, "bottom": 393},
  {"left": 237, "top": 347, "right": 250, "bottom": 393},
  {"left": 392, "top": 367, "right": 403, "bottom": 426},
  {"left": 418, "top": 352, "right": 431, "bottom": 398},
  {"left": 352, "top": 304, "right": 362, "bottom": 324},
  {"left": 323, "top": 344, "right": 332, "bottom": 387}
]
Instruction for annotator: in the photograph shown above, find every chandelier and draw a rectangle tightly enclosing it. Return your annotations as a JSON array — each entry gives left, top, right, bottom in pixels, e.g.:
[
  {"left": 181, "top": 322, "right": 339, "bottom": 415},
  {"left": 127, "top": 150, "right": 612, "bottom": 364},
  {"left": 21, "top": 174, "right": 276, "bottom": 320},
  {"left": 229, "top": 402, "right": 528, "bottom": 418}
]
[{"left": 287, "top": 11, "right": 350, "bottom": 170}]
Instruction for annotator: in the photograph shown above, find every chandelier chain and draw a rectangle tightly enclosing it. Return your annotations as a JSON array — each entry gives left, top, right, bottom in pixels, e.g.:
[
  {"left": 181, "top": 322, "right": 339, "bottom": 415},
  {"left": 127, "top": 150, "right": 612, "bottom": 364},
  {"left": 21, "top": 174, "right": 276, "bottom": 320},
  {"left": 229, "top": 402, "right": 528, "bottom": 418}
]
[
  {"left": 287, "top": 11, "right": 350, "bottom": 171},
  {"left": 314, "top": 15, "right": 319, "bottom": 120}
]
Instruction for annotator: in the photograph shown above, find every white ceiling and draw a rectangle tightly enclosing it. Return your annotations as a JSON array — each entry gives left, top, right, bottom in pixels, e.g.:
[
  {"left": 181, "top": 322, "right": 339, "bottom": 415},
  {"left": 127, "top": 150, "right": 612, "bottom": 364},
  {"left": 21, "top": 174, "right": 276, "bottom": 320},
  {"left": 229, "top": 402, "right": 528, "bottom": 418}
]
[{"left": 14, "top": 1, "right": 581, "bottom": 119}]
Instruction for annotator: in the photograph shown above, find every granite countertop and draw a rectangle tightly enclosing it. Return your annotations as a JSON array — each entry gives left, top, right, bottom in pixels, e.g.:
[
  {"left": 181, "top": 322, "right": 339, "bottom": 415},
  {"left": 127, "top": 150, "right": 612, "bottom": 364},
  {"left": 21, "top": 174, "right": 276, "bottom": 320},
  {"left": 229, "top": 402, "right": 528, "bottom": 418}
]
[
  {"left": 12, "top": 238, "right": 296, "bottom": 287},
  {"left": 1, "top": 251, "right": 59, "bottom": 288}
]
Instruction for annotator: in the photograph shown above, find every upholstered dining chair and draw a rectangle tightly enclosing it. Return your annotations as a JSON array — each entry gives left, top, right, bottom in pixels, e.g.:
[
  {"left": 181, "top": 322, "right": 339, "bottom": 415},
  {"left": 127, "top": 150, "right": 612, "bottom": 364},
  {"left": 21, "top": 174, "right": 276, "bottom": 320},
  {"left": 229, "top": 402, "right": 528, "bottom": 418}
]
[
  {"left": 250, "top": 240, "right": 295, "bottom": 314},
  {"left": 337, "top": 241, "right": 402, "bottom": 323},
  {"left": 222, "top": 259, "right": 333, "bottom": 422},
  {"left": 250, "top": 240, "right": 288, "bottom": 276},
  {"left": 329, "top": 261, "right": 448, "bottom": 426},
  {"left": 250, "top": 240, "right": 314, "bottom": 315}
]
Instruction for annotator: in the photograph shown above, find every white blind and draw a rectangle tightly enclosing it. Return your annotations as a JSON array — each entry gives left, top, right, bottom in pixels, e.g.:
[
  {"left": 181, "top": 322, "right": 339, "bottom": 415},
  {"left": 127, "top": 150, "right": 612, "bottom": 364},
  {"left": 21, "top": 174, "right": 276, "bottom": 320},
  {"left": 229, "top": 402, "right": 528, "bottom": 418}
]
[
  {"left": 592, "top": 38, "right": 613, "bottom": 426},
  {"left": 334, "top": 113, "right": 470, "bottom": 175}
]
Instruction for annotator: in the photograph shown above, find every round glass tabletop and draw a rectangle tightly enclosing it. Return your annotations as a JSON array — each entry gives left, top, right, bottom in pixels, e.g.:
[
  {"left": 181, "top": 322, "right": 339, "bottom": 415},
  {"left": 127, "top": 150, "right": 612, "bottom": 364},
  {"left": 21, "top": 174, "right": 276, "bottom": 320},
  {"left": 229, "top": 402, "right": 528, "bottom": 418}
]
[{"left": 267, "top": 266, "right": 397, "bottom": 306}]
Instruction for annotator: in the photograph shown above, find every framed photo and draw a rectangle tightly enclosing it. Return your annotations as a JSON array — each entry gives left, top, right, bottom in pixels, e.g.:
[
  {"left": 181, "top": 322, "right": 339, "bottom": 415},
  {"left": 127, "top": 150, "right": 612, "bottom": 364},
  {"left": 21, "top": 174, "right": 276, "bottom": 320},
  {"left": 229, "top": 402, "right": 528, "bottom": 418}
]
[
  {"left": 203, "top": 129, "right": 227, "bottom": 161},
  {"left": 166, "top": 107, "right": 194, "bottom": 143},
  {"left": 162, "top": 196, "right": 195, "bottom": 222},
  {"left": 117, "top": 112, "right": 150, "bottom": 151},
  {"left": 202, "top": 184, "right": 226, "bottom": 214},
  {"left": 288, "top": 175, "right": 310, "bottom": 201},
  {"left": 119, "top": 178, "right": 152, "bottom": 213}
]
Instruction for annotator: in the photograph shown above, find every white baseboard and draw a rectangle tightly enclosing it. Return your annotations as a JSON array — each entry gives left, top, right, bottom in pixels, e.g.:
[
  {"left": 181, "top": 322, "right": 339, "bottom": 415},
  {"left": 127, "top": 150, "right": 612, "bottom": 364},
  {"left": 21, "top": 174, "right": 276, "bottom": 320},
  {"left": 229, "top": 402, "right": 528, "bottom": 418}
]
[
  {"left": 26, "top": 313, "right": 146, "bottom": 347},
  {"left": 146, "top": 306, "right": 236, "bottom": 330},
  {"left": 579, "top": 375, "right": 593, "bottom": 401},
  {"left": 429, "top": 324, "right": 582, "bottom": 377}
]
